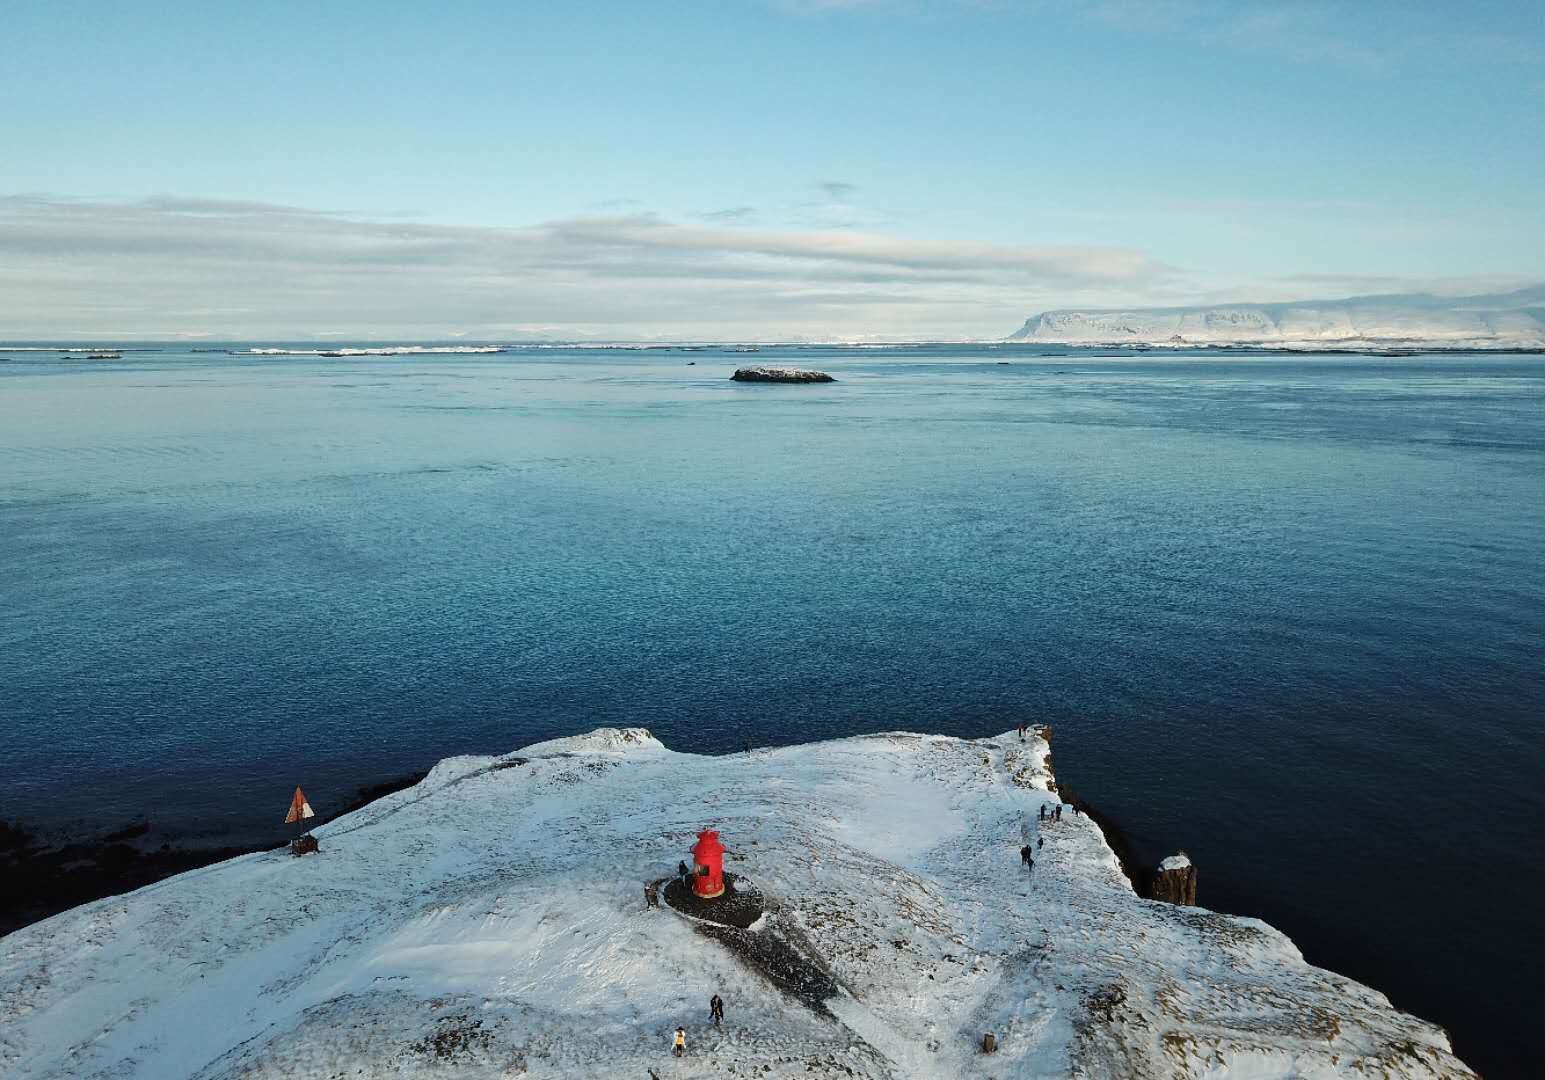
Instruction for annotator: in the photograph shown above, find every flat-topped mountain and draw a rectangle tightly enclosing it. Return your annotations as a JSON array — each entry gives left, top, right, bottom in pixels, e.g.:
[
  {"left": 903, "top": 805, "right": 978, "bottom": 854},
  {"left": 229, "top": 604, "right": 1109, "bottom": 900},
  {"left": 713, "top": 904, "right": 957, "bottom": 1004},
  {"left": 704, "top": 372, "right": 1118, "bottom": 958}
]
[
  {"left": 1008, "top": 284, "right": 1545, "bottom": 350},
  {"left": 0, "top": 728, "right": 1473, "bottom": 1078}
]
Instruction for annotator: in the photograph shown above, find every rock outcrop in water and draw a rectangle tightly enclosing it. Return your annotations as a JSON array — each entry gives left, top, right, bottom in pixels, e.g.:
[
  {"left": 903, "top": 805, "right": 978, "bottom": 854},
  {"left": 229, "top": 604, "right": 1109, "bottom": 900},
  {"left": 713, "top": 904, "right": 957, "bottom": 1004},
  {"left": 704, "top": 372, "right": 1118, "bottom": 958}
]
[
  {"left": 731, "top": 366, "right": 835, "bottom": 383},
  {"left": 0, "top": 728, "right": 1474, "bottom": 1078},
  {"left": 1149, "top": 851, "right": 1198, "bottom": 906}
]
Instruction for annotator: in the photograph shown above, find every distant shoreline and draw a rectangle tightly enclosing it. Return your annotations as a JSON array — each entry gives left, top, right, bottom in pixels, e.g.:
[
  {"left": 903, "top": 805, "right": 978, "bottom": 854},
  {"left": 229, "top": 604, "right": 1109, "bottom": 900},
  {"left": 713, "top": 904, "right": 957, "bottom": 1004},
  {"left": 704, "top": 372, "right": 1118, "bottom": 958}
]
[{"left": 1, "top": 341, "right": 1543, "bottom": 355}]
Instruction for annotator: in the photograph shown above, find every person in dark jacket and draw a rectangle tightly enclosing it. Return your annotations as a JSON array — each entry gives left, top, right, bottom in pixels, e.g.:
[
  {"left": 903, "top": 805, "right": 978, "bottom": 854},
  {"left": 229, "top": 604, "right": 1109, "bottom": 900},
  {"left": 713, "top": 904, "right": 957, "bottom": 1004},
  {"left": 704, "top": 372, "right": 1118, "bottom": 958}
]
[
  {"left": 678, "top": 861, "right": 690, "bottom": 881},
  {"left": 1020, "top": 844, "right": 1033, "bottom": 868},
  {"left": 709, "top": 994, "right": 724, "bottom": 1026}
]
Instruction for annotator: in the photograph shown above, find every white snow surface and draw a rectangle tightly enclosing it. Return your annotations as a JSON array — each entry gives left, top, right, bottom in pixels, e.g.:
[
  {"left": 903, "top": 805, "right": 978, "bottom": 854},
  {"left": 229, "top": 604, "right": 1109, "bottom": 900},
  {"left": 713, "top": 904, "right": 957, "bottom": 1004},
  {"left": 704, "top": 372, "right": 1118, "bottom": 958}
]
[
  {"left": 1008, "top": 284, "right": 1545, "bottom": 350},
  {"left": 1158, "top": 853, "right": 1193, "bottom": 872},
  {"left": 0, "top": 728, "right": 1474, "bottom": 1079}
]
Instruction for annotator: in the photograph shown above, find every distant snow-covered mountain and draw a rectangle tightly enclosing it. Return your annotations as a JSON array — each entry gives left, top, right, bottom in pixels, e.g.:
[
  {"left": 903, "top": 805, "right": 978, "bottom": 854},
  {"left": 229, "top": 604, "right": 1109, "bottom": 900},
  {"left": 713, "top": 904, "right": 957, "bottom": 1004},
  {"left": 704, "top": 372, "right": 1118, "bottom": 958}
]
[{"left": 1008, "top": 284, "right": 1545, "bottom": 349}]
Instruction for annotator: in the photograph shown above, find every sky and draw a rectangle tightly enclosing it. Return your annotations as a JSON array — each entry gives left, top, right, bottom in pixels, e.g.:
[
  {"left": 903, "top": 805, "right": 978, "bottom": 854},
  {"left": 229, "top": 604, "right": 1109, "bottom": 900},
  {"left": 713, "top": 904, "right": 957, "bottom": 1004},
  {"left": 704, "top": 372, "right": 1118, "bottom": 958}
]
[{"left": 3, "top": 0, "right": 1544, "bottom": 340}]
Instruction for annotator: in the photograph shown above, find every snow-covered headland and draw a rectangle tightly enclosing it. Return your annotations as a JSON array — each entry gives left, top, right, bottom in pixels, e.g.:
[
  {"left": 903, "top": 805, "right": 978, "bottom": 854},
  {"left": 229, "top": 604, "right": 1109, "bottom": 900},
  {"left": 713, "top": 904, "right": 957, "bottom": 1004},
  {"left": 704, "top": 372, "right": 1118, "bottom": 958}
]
[
  {"left": 0, "top": 728, "right": 1473, "bottom": 1078},
  {"left": 1008, "top": 284, "right": 1545, "bottom": 351}
]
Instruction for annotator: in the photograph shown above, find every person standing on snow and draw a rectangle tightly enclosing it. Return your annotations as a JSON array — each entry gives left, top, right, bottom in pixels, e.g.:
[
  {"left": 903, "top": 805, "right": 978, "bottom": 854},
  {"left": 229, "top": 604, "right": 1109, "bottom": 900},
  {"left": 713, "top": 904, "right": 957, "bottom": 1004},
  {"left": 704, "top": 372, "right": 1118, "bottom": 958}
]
[
  {"left": 710, "top": 994, "right": 724, "bottom": 1026},
  {"left": 672, "top": 1027, "right": 687, "bottom": 1056}
]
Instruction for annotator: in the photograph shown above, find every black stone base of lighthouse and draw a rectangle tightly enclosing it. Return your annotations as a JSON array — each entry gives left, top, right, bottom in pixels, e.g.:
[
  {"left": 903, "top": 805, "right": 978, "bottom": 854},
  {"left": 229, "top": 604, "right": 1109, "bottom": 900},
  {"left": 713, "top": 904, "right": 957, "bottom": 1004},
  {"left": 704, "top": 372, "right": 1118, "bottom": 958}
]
[{"left": 662, "top": 872, "right": 764, "bottom": 929}]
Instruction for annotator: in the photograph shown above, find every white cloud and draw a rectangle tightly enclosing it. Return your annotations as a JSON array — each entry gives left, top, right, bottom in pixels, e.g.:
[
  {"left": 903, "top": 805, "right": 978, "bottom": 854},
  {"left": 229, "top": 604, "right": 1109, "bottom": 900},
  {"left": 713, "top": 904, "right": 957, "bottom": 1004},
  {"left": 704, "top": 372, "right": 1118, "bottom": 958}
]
[
  {"left": 698, "top": 206, "right": 760, "bottom": 223},
  {"left": 0, "top": 194, "right": 1175, "bottom": 340}
]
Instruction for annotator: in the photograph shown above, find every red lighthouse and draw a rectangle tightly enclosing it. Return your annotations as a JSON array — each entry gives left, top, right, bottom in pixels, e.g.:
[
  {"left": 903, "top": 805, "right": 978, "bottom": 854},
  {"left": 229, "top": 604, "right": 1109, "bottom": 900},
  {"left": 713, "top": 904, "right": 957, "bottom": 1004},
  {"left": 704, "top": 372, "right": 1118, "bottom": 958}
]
[{"left": 691, "top": 829, "right": 726, "bottom": 899}]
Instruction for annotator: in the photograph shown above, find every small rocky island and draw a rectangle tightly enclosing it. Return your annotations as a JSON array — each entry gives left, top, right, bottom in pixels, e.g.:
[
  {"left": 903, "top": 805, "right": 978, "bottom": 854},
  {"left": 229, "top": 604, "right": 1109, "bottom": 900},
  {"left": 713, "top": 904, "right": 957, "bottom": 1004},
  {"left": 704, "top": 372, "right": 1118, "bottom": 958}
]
[{"left": 731, "top": 366, "right": 835, "bottom": 383}]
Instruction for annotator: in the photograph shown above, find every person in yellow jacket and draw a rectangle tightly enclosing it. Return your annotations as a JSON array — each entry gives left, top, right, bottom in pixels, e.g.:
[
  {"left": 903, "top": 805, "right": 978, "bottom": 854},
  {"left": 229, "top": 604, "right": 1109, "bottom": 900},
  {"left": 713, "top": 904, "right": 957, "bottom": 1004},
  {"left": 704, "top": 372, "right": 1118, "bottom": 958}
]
[{"left": 672, "top": 1026, "right": 686, "bottom": 1057}]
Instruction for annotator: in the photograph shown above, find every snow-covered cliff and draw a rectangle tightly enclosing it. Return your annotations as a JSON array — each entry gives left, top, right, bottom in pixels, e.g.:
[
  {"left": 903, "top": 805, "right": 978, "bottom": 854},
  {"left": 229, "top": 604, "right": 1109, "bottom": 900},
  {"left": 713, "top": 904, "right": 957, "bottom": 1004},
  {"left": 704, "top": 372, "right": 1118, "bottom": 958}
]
[
  {"left": 1008, "top": 285, "right": 1545, "bottom": 350},
  {"left": 0, "top": 728, "right": 1474, "bottom": 1078}
]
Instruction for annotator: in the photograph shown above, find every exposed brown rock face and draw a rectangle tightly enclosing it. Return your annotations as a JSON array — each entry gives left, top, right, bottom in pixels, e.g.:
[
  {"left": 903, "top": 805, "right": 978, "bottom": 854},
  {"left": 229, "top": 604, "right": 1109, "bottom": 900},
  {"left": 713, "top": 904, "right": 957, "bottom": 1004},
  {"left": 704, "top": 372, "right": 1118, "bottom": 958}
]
[{"left": 1149, "top": 853, "right": 1197, "bottom": 906}]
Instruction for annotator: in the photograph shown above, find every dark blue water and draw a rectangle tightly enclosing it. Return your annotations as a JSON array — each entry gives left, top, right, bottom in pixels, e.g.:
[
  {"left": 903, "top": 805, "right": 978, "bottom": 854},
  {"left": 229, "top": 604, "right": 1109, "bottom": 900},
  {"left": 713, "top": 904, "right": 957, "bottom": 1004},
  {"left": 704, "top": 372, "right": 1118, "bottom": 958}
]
[{"left": 2, "top": 344, "right": 1542, "bottom": 1074}]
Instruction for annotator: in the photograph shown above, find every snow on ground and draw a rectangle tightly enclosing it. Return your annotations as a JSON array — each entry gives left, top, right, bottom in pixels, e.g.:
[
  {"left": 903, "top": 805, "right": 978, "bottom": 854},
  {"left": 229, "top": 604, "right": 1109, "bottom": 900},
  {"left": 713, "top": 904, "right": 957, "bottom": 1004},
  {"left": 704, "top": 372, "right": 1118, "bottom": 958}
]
[
  {"left": 1006, "top": 285, "right": 1545, "bottom": 350},
  {"left": 0, "top": 728, "right": 1474, "bottom": 1078}
]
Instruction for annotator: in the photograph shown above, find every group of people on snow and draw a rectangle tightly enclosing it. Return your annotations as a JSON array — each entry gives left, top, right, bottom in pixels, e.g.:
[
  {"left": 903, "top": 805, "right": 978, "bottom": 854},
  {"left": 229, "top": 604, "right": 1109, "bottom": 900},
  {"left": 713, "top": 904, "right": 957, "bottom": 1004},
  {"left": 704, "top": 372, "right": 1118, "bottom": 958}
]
[
  {"left": 1039, "top": 801, "right": 1078, "bottom": 823},
  {"left": 668, "top": 995, "right": 725, "bottom": 1056},
  {"left": 1023, "top": 799, "right": 1081, "bottom": 870},
  {"left": 644, "top": 866, "right": 726, "bottom": 1056}
]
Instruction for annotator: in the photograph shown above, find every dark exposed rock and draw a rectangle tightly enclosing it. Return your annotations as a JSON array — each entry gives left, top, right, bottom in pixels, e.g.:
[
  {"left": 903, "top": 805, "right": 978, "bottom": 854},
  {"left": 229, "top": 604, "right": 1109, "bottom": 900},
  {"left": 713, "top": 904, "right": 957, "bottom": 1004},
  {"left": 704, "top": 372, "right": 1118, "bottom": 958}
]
[
  {"left": 0, "top": 820, "right": 272, "bottom": 936},
  {"left": 730, "top": 366, "right": 835, "bottom": 383},
  {"left": 663, "top": 873, "right": 840, "bottom": 1012},
  {"left": 409, "top": 1013, "right": 494, "bottom": 1059},
  {"left": 290, "top": 833, "right": 320, "bottom": 856},
  {"left": 102, "top": 820, "right": 151, "bottom": 843},
  {"left": 335, "top": 771, "right": 431, "bottom": 813},
  {"left": 662, "top": 871, "right": 763, "bottom": 928},
  {"left": 692, "top": 910, "right": 842, "bottom": 1014}
]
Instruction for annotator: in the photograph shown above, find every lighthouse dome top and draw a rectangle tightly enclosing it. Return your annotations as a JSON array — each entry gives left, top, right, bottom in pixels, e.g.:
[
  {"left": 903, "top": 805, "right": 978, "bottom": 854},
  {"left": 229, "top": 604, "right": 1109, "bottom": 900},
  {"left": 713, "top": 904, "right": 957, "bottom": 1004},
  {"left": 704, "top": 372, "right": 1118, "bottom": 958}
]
[{"left": 692, "top": 829, "right": 724, "bottom": 859}]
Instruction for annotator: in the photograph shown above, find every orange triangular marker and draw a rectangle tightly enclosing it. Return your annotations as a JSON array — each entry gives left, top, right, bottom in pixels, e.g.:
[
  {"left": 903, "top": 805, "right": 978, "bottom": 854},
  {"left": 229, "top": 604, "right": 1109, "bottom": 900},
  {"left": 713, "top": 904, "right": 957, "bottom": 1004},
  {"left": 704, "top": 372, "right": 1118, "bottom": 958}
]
[{"left": 285, "top": 786, "right": 315, "bottom": 824}]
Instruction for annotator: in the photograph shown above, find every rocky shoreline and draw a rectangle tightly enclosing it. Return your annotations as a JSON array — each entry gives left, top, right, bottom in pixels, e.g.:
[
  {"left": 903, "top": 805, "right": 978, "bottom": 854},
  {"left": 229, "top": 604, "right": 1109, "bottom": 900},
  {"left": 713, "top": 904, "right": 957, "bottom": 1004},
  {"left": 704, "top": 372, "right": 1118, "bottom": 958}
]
[{"left": 0, "top": 772, "right": 428, "bottom": 937}]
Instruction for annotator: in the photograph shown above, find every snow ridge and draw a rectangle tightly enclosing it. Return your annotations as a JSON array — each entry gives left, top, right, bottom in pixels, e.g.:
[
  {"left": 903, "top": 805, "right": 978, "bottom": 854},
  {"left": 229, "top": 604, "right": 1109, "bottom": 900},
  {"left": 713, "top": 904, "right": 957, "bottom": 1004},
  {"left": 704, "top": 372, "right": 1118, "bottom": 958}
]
[
  {"left": 1008, "top": 284, "right": 1545, "bottom": 350},
  {"left": 0, "top": 728, "right": 1474, "bottom": 1078}
]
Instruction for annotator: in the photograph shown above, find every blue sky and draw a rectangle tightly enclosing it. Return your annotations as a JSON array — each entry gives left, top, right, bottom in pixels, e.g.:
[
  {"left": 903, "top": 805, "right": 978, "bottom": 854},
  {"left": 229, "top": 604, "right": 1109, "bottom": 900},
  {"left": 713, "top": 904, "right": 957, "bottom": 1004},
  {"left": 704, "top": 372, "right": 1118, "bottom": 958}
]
[{"left": 4, "top": 0, "right": 1543, "bottom": 339}]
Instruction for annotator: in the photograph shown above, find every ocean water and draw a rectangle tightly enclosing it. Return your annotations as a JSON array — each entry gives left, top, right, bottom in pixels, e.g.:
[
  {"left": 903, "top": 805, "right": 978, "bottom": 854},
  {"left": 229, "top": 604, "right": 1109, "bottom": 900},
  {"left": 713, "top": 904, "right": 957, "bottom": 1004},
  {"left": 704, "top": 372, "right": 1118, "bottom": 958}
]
[{"left": 2, "top": 344, "right": 1542, "bottom": 1075}]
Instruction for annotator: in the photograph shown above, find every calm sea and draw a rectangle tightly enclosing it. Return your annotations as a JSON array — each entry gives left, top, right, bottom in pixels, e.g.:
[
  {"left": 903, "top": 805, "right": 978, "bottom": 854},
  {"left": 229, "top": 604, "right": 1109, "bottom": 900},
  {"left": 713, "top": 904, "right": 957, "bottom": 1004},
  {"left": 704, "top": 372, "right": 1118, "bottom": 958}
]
[{"left": 2, "top": 344, "right": 1542, "bottom": 1075}]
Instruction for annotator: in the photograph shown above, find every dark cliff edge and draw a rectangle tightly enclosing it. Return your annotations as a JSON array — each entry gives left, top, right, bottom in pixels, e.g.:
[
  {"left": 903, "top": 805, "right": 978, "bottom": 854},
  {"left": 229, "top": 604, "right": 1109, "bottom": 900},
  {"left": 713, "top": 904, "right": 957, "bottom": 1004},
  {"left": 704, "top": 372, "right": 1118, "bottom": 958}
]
[
  {"left": 0, "top": 771, "right": 428, "bottom": 938},
  {"left": 1047, "top": 780, "right": 1149, "bottom": 895}
]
